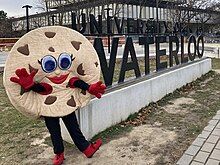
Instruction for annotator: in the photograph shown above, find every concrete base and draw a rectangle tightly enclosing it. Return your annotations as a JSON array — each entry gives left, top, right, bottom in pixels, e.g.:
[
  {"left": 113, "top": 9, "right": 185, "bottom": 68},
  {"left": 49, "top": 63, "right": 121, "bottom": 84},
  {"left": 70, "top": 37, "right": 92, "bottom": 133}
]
[{"left": 61, "top": 58, "right": 212, "bottom": 143}]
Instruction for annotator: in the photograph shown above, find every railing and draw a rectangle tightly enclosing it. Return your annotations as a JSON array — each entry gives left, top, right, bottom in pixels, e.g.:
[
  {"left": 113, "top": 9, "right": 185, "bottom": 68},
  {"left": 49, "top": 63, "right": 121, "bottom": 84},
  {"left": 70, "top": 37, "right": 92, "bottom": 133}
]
[
  {"left": 0, "top": 38, "right": 19, "bottom": 51},
  {"left": 47, "top": 0, "right": 88, "bottom": 9}
]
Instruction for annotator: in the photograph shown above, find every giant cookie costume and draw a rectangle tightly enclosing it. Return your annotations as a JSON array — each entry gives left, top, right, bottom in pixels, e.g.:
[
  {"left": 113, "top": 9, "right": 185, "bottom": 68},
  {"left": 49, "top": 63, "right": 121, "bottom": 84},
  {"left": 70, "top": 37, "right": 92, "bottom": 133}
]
[{"left": 3, "top": 26, "right": 101, "bottom": 118}]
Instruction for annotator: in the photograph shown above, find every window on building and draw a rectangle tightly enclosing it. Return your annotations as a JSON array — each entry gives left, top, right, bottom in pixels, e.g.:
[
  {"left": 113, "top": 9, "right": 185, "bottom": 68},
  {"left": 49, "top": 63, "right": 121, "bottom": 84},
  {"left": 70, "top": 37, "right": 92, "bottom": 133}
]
[
  {"left": 133, "top": 5, "right": 137, "bottom": 18},
  {"left": 128, "top": 5, "right": 132, "bottom": 18},
  {"left": 146, "top": 7, "right": 149, "bottom": 19},
  {"left": 124, "top": 4, "right": 128, "bottom": 18},
  {"left": 137, "top": 5, "right": 141, "bottom": 19}
]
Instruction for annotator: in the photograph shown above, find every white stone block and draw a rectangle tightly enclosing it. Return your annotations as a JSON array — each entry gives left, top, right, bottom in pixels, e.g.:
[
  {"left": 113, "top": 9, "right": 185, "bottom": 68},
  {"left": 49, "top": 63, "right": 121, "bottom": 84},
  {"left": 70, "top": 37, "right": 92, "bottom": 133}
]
[{"left": 61, "top": 58, "right": 212, "bottom": 142}]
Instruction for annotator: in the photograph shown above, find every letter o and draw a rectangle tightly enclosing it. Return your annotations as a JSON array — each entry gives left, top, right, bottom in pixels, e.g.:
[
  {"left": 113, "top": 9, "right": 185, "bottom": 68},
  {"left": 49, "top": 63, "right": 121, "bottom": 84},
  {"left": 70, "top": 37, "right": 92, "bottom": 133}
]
[
  {"left": 197, "top": 35, "right": 204, "bottom": 58},
  {"left": 188, "top": 35, "right": 196, "bottom": 61}
]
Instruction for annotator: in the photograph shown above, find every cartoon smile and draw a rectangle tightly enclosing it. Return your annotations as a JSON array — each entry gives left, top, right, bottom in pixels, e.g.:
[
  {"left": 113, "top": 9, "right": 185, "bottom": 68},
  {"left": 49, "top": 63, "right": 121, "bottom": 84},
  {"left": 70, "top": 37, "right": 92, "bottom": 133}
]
[{"left": 47, "top": 73, "right": 69, "bottom": 84}]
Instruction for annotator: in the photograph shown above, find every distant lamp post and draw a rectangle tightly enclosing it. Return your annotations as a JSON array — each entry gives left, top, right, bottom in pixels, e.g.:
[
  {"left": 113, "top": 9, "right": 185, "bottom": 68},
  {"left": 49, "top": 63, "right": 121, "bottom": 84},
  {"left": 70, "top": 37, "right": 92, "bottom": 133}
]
[
  {"left": 104, "top": 7, "right": 112, "bottom": 53},
  {"left": 22, "top": 5, "right": 32, "bottom": 33}
]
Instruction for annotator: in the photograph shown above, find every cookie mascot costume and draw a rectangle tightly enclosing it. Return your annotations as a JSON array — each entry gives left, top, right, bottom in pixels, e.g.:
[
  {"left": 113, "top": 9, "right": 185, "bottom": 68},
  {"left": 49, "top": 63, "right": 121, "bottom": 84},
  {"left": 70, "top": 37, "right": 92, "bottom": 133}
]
[{"left": 3, "top": 26, "right": 106, "bottom": 165}]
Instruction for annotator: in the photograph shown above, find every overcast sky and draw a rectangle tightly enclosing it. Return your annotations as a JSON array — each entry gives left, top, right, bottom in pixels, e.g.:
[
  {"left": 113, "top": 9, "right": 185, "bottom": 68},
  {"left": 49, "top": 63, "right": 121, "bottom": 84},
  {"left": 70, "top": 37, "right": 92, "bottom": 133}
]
[
  {"left": 0, "top": 0, "right": 40, "bottom": 17},
  {"left": 0, "top": 0, "right": 219, "bottom": 18}
]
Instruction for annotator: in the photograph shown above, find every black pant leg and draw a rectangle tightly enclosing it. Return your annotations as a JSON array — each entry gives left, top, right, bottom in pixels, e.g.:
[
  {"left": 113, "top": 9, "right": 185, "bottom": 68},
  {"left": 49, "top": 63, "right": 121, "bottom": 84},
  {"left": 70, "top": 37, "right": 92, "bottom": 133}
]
[
  {"left": 44, "top": 116, "right": 64, "bottom": 154},
  {"left": 62, "top": 112, "right": 90, "bottom": 152}
]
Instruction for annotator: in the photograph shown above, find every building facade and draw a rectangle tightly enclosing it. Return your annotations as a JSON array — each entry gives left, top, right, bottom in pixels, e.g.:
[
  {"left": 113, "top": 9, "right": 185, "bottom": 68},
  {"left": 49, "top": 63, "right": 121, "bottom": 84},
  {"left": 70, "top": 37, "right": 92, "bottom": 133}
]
[{"left": 11, "top": 0, "right": 220, "bottom": 35}]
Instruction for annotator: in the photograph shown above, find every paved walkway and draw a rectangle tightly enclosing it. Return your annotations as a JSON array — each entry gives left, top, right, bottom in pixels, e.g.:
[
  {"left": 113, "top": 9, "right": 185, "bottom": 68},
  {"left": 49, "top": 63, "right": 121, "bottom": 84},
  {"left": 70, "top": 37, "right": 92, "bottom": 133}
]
[{"left": 177, "top": 110, "right": 220, "bottom": 165}]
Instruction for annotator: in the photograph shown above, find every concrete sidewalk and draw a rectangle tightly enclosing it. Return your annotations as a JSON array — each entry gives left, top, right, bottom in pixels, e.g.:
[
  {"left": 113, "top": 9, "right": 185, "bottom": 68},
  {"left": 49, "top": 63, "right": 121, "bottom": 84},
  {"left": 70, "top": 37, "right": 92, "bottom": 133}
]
[{"left": 177, "top": 110, "right": 220, "bottom": 165}]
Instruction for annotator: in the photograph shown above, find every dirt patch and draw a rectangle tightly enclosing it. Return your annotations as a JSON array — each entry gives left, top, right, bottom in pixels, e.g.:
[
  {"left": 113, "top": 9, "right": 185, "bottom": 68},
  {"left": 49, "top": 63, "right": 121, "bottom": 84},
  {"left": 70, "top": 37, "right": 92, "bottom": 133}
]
[
  {"left": 214, "top": 69, "right": 220, "bottom": 74},
  {"left": 163, "top": 97, "right": 196, "bottom": 114},
  {"left": 24, "top": 133, "right": 53, "bottom": 165},
  {"left": 31, "top": 132, "right": 50, "bottom": 146},
  {"left": 201, "top": 77, "right": 214, "bottom": 84},
  {"left": 22, "top": 125, "right": 176, "bottom": 165},
  {"left": 59, "top": 125, "right": 176, "bottom": 165},
  {"left": 23, "top": 147, "right": 53, "bottom": 165}
]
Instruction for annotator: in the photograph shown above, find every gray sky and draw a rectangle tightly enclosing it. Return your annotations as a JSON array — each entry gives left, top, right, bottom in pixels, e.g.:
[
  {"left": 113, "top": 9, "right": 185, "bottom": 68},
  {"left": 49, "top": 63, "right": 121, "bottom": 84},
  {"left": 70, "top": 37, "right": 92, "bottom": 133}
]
[{"left": 0, "top": 0, "right": 40, "bottom": 17}]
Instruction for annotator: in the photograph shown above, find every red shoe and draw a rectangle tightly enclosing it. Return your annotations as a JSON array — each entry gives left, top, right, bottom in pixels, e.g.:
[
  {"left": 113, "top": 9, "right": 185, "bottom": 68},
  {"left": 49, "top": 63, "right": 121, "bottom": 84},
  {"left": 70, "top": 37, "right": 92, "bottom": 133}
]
[
  {"left": 53, "top": 152, "right": 64, "bottom": 165},
  {"left": 83, "top": 139, "right": 102, "bottom": 158}
]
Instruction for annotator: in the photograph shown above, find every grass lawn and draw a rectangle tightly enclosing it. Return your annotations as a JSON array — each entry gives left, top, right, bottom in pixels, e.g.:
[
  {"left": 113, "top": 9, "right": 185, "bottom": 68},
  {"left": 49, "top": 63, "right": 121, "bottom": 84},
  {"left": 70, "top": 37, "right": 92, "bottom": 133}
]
[
  {"left": 0, "top": 74, "right": 48, "bottom": 164},
  {"left": 0, "top": 58, "right": 219, "bottom": 164}
]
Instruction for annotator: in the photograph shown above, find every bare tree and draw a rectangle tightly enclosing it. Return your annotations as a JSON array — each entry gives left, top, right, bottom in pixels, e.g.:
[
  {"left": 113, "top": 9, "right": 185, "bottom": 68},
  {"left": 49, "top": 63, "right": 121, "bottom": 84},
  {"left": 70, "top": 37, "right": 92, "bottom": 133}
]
[
  {"left": 166, "top": 0, "right": 218, "bottom": 34},
  {"left": 36, "top": 0, "right": 128, "bottom": 25},
  {"left": 36, "top": 0, "right": 74, "bottom": 25},
  {"left": 0, "top": 10, "right": 7, "bottom": 20}
]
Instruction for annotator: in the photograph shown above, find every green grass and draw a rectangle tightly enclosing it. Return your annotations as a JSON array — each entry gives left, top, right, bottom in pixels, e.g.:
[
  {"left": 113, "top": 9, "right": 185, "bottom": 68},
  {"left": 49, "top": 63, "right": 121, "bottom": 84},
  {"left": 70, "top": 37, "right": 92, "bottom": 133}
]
[
  {"left": 100, "top": 57, "right": 156, "bottom": 83},
  {"left": 91, "top": 124, "right": 132, "bottom": 143},
  {"left": 0, "top": 73, "right": 47, "bottom": 164},
  {"left": 212, "top": 58, "right": 220, "bottom": 69}
]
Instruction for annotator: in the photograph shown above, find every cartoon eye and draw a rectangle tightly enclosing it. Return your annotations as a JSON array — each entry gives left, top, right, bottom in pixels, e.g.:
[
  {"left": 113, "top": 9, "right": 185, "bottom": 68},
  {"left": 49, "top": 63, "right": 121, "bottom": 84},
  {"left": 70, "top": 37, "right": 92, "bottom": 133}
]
[
  {"left": 58, "top": 53, "right": 73, "bottom": 70},
  {"left": 41, "top": 55, "right": 57, "bottom": 73}
]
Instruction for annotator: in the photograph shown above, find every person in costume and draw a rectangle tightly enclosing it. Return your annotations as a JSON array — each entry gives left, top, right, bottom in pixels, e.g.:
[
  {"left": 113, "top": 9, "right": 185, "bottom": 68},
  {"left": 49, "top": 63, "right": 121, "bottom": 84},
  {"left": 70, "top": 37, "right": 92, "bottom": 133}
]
[{"left": 4, "top": 26, "right": 106, "bottom": 165}]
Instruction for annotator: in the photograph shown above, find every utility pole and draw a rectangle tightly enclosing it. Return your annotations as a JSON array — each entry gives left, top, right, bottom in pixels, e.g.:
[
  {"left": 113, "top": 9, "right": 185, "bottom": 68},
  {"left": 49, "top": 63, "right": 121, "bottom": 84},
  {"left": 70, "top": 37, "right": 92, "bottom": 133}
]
[{"left": 22, "top": 5, "right": 32, "bottom": 33}]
